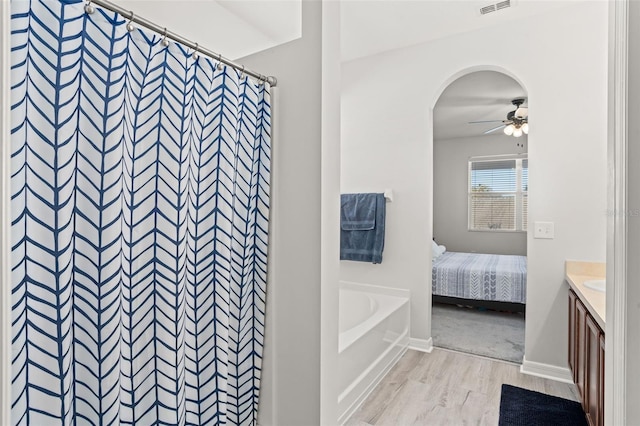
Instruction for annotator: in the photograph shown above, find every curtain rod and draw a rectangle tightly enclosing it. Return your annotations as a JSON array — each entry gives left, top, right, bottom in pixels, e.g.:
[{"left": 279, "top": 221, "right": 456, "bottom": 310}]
[{"left": 85, "top": 0, "right": 277, "bottom": 87}]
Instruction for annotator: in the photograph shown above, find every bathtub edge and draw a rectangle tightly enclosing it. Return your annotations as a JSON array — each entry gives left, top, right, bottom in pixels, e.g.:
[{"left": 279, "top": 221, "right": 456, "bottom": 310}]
[
  {"left": 340, "top": 281, "right": 410, "bottom": 299},
  {"left": 337, "top": 336, "right": 409, "bottom": 425}
]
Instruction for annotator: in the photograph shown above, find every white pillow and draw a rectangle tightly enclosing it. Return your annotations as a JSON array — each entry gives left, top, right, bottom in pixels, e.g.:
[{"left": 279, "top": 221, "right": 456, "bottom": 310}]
[
  {"left": 436, "top": 244, "right": 446, "bottom": 257},
  {"left": 432, "top": 240, "right": 445, "bottom": 260},
  {"left": 431, "top": 240, "right": 439, "bottom": 260}
]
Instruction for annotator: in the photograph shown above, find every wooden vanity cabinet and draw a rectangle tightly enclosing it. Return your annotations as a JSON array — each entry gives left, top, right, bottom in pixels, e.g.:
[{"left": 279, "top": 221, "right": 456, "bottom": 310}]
[{"left": 568, "top": 288, "right": 604, "bottom": 426}]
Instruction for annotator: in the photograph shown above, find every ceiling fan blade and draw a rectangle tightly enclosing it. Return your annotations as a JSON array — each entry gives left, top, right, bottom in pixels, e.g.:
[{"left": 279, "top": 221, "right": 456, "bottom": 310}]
[
  {"left": 468, "top": 119, "right": 504, "bottom": 124},
  {"left": 483, "top": 124, "right": 506, "bottom": 134}
]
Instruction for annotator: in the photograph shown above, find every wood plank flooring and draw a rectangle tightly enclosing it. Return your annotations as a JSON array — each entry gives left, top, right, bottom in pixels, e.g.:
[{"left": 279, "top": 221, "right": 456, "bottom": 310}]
[{"left": 345, "top": 348, "right": 579, "bottom": 426}]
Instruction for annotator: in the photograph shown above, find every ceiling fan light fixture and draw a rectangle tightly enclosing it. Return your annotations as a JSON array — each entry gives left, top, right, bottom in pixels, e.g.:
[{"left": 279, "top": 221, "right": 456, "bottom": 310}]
[
  {"left": 469, "top": 98, "right": 528, "bottom": 138},
  {"left": 504, "top": 124, "right": 515, "bottom": 136}
]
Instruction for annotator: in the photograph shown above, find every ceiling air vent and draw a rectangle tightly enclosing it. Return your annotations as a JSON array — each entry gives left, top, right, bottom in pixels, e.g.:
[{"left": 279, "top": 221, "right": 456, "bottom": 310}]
[
  {"left": 479, "top": 0, "right": 513, "bottom": 15},
  {"left": 496, "top": 0, "right": 511, "bottom": 10},
  {"left": 480, "top": 4, "right": 496, "bottom": 15}
]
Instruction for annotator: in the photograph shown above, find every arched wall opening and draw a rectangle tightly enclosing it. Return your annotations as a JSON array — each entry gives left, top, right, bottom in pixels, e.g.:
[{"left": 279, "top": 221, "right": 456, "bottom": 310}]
[{"left": 430, "top": 68, "right": 529, "bottom": 362}]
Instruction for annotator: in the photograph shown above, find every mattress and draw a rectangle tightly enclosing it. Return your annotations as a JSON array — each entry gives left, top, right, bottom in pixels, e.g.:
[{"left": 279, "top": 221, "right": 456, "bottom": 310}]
[{"left": 432, "top": 251, "right": 527, "bottom": 304}]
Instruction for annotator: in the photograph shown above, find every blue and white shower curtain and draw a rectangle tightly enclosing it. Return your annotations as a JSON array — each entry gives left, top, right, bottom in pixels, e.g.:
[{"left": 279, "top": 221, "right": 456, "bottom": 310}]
[{"left": 10, "top": 0, "right": 271, "bottom": 424}]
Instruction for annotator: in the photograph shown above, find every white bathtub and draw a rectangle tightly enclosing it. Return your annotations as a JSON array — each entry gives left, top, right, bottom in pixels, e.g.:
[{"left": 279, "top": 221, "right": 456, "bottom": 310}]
[{"left": 338, "top": 282, "right": 410, "bottom": 424}]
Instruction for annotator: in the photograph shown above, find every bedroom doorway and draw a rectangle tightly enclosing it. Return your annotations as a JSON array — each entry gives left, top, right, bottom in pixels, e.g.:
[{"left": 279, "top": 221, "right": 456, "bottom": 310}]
[{"left": 431, "top": 70, "right": 528, "bottom": 364}]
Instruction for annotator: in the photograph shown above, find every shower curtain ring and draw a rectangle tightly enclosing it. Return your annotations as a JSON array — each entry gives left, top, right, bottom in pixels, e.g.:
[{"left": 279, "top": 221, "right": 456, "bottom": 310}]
[
  {"left": 84, "top": 0, "right": 95, "bottom": 14},
  {"left": 126, "top": 11, "right": 135, "bottom": 32},
  {"left": 217, "top": 53, "right": 223, "bottom": 70},
  {"left": 161, "top": 28, "right": 170, "bottom": 47},
  {"left": 192, "top": 43, "right": 199, "bottom": 60},
  {"left": 241, "top": 65, "right": 245, "bottom": 78}
]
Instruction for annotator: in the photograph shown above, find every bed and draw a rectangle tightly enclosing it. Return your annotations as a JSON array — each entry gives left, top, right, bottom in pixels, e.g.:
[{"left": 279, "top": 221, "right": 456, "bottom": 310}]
[{"left": 432, "top": 251, "right": 527, "bottom": 310}]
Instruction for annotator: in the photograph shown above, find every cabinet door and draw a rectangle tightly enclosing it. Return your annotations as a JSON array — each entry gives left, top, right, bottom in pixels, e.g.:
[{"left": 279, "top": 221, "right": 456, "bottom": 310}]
[
  {"left": 576, "top": 297, "right": 587, "bottom": 405},
  {"left": 598, "top": 333, "right": 605, "bottom": 426},
  {"left": 585, "top": 314, "right": 601, "bottom": 426},
  {"left": 569, "top": 289, "right": 577, "bottom": 380}
]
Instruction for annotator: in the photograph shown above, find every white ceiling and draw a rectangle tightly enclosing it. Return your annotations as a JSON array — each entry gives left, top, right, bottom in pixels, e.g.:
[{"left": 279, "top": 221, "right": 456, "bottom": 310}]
[
  {"left": 114, "top": 0, "right": 301, "bottom": 60},
  {"left": 111, "top": 1, "right": 578, "bottom": 63},
  {"left": 340, "top": 0, "right": 580, "bottom": 63},
  {"left": 433, "top": 71, "right": 527, "bottom": 141}
]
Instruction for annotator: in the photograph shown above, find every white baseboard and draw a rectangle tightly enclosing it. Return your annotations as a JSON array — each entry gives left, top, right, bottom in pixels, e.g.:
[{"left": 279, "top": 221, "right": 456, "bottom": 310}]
[
  {"left": 520, "top": 356, "right": 574, "bottom": 384},
  {"left": 408, "top": 337, "right": 433, "bottom": 353}
]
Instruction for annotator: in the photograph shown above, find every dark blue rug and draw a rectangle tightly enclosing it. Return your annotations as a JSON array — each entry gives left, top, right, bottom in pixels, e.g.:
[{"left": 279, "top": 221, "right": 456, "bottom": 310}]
[{"left": 499, "top": 384, "right": 587, "bottom": 426}]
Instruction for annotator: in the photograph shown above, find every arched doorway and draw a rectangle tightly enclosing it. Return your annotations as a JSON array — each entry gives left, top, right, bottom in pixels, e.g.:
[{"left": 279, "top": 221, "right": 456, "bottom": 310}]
[{"left": 431, "top": 70, "right": 529, "bottom": 363}]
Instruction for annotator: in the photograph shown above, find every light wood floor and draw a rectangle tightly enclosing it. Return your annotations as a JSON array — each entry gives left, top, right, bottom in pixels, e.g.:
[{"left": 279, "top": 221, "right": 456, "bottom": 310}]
[{"left": 345, "top": 348, "right": 579, "bottom": 426}]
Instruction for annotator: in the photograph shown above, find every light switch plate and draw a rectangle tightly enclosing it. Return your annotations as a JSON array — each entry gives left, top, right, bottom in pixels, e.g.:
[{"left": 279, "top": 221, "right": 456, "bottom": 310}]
[{"left": 534, "top": 221, "right": 554, "bottom": 239}]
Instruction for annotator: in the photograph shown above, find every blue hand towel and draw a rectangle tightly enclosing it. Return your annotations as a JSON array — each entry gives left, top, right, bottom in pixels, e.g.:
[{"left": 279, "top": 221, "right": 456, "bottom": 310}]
[{"left": 340, "top": 193, "right": 386, "bottom": 264}]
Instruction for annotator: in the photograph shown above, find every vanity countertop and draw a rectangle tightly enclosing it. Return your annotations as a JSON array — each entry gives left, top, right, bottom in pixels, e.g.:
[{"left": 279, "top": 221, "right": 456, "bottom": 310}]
[{"left": 565, "top": 261, "right": 605, "bottom": 329}]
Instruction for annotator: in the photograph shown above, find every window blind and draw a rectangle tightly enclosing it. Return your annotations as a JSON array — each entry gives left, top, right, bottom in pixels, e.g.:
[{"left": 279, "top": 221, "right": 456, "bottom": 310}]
[{"left": 468, "top": 157, "right": 527, "bottom": 231}]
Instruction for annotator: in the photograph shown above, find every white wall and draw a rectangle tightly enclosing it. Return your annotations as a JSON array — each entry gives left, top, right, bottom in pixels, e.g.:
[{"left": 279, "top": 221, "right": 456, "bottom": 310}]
[
  {"left": 341, "top": 1, "right": 608, "bottom": 368},
  {"left": 241, "top": 1, "right": 342, "bottom": 424},
  {"left": 434, "top": 134, "right": 527, "bottom": 256},
  {"left": 622, "top": 1, "right": 640, "bottom": 421},
  {"left": 320, "top": 1, "right": 341, "bottom": 425},
  {"left": 241, "top": 2, "right": 322, "bottom": 424}
]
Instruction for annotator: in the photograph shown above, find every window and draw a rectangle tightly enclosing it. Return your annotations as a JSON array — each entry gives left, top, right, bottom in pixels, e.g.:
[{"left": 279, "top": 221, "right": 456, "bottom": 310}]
[{"left": 468, "top": 156, "right": 528, "bottom": 232}]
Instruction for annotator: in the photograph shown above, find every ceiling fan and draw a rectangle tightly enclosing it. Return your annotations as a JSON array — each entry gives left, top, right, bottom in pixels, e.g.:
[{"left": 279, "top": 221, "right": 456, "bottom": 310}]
[{"left": 469, "top": 98, "right": 529, "bottom": 138}]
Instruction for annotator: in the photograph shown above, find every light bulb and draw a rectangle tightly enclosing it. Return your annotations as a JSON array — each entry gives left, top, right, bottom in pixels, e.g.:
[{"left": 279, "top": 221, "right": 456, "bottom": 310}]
[
  {"left": 522, "top": 122, "right": 529, "bottom": 135},
  {"left": 513, "top": 127, "right": 523, "bottom": 137},
  {"left": 503, "top": 124, "right": 515, "bottom": 136}
]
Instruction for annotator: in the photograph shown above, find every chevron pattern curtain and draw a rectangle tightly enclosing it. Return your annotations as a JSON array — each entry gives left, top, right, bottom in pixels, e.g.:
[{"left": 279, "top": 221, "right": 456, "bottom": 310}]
[{"left": 10, "top": 1, "right": 271, "bottom": 424}]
